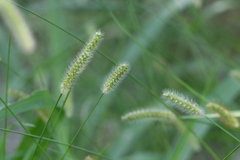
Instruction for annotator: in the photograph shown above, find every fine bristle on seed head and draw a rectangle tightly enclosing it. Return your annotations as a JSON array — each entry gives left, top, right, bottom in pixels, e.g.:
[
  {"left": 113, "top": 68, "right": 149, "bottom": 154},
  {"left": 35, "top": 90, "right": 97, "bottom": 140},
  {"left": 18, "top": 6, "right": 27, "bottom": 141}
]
[
  {"left": 60, "top": 30, "right": 104, "bottom": 93},
  {"left": 102, "top": 62, "right": 130, "bottom": 94},
  {"left": 121, "top": 109, "right": 176, "bottom": 122},
  {"left": 206, "top": 102, "right": 239, "bottom": 128},
  {"left": 162, "top": 89, "right": 205, "bottom": 116}
]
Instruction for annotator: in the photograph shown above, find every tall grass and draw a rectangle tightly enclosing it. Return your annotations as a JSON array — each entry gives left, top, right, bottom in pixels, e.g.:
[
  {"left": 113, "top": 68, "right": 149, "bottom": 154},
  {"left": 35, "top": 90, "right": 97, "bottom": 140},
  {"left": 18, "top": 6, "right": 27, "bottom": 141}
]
[{"left": 0, "top": 0, "right": 240, "bottom": 160}]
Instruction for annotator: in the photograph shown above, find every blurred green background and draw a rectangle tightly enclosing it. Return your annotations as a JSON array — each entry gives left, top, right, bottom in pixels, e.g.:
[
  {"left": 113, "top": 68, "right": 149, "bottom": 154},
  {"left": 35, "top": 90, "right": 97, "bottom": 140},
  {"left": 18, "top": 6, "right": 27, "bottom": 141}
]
[{"left": 0, "top": 0, "right": 240, "bottom": 159}]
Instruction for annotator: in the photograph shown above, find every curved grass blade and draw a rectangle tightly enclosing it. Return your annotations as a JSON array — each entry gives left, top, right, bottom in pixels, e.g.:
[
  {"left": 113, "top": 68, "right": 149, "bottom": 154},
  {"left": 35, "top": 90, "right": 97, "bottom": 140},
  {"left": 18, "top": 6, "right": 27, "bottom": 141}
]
[{"left": 0, "top": 90, "right": 54, "bottom": 120}]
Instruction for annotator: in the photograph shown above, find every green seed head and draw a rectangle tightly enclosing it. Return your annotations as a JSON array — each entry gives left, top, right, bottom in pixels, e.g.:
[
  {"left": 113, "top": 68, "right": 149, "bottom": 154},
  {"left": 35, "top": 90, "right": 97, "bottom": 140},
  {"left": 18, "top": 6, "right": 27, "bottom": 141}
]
[
  {"left": 102, "top": 62, "right": 130, "bottom": 93},
  {"left": 206, "top": 102, "right": 239, "bottom": 128},
  {"left": 162, "top": 89, "right": 204, "bottom": 116},
  {"left": 121, "top": 109, "right": 176, "bottom": 122},
  {"left": 0, "top": 0, "right": 36, "bottom": 54},
  {"left": 8, "top": 88, "right": 28, "bottom": 99},
  {"left": 60, "top": 31, "right": 103, "bottom": 93}
]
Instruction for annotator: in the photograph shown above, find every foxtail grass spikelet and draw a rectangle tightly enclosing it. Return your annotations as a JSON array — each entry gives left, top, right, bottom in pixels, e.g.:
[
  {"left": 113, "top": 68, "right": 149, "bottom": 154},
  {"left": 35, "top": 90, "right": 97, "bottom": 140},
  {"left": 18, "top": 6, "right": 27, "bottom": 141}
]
[
  {"left": 162, "top": 89, "right": 205, "bottom": 116},
  {"left": 60, "top": 31, "right": 103, "bottom": 93},
  {"left": 8, "top": 88, "right": 28, "bottom": 99},
  {"left": 0, "top": 0, "right": 36, "bottom": 54},
  {"left": 102, "top": 62, "right": 130, "bottom": 93},
  {"left": 122, "top": 108, "right": 201, "bottom": 151},
  {"left": 206, "top": 102, "right": 239, "bottom": 128},
  {"left": 121, "top": 109, "right": 176, "bottom": 122},
  {"left": 230, "top": 70, "right": 240, "bottom": 82}
]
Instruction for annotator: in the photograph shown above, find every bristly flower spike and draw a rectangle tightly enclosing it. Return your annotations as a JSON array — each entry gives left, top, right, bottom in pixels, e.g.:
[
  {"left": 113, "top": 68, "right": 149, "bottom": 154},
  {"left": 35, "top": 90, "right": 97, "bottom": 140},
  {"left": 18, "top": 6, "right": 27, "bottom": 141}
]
[
  {"left": 102, "top": 62, "right": 130, "bottom": 94},
  {"left": 206, "top": 102, "right": 239, "bottom": 128},
  {"left": 162, "top": 89, "right": 205, "bottom": 116},
  {"left": 121, "top": 109, "right": 176, "bottom": 122},
  {"left": 60, "top": 31, "right": 103, "bottom": 93},
  {"left": 0, "top": 0, "right": 36, "bottom": 54}
]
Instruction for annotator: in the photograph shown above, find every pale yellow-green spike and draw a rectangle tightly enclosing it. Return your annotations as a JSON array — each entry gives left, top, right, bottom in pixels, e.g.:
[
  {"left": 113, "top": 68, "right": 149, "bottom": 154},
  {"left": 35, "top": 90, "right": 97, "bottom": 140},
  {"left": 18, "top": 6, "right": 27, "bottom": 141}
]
[
  {"left": 0, "top": 0, "right": 36, "bottom": 54},
  {"left": 206, "top": 102, "right": 239, "bottom": 128},
  {"left": 102, "top": 62, "right": 130, "bottom": 93},
  {"left": 60, "top": 31, "right": 103, "bottom": 93},
  {"left": 162, "top": 89, "right": 205, "bottom": 116},
  {"left": 121, "top": 109, "right": 175, "bottom": 121}
]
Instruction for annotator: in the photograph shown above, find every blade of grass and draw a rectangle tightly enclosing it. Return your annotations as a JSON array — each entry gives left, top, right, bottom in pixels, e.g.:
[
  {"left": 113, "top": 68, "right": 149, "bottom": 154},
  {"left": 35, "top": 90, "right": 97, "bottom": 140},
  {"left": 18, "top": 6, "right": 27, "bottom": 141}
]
[
  {"left": 31, "top": 93, "right": 63, "bottom": 158},
  {"left": 0, "top": 128, "right": 112, "bottom": 160},
  {"left": 49, "top": 90, "right": 71, "bottom": 138},
  {"left": 204, "top": 116, "right": 240, "bottom": 143},
  {"left": 0, "top": 90, "right": 55, "bottom": 120},
  {"left": 3, "top": 33, "right": 11, "bottom": 160},
  {"left": 223, "top": 144, "right": 240, "bottom": 160},
  {"left": 0, "top": 98, "right": 51, "bottom": 159},
  {"left": 60, "top": 93, "right": 104, "bottom": 160},
  {"left": 35, "top": 90, "right": 71, "bottom": 158}
]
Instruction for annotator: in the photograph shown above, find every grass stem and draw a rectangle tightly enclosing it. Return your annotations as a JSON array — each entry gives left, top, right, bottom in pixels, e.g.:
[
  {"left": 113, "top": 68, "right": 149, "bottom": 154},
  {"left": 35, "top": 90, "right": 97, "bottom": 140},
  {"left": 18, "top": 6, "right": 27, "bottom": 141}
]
[
  {"left": 0, "top": 128, "right": 112, "bottom": 160},
  {"left": 31, "top": 93, "right": 63, "bottom": 159},
  {"left": 205, "top": 116, "right": 240, "bottom": 143},
  {"left": 3, "top": 33, "right": 11, "bottom": 160},
  {"left": 223, "top": 144, "right": 240, "bottom": 160},
  {"left": 60, "top": 93, "right": 104, "bottom": 160},
  {"left": 0, "top": 97, "right": 51, "bottom": 160}
]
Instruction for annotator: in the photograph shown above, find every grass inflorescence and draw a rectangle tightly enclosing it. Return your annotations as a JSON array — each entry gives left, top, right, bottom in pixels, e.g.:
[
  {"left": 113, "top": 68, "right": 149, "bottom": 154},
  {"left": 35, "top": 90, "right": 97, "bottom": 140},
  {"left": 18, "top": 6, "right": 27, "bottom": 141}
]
[
  {"left": 206, "top": 102, "right": 239, "bottom": 128},
  {"left": 121, "top": 109, "right": 176, "bottom": 121},
  {"left": 162, "top": 89, "right": 205, "bottom": 116},
  {"left": 102, "top": 62, "right": 130, "bottom": 93},
  {"left": 61, "top": 31, "right": 103, "bottom": 93}
]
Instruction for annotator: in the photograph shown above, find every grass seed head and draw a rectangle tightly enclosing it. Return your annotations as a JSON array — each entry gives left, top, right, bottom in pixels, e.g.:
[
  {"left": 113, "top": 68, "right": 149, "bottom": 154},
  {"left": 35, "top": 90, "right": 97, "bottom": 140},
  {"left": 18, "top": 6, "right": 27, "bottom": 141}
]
[
  {"left": 0, "top": 0, "right": 36, "bottom": 54},
  {"left": 60, "top": 31, "right": 103, "bottom": 93},
  {"left": 102, "top": 62, "right": 130, "bottom": 93},
  {"left": 206, "top": 102, "right": 239, "bottom": 128},
  {"left": 162, "top": 89, "right": 205, "bottom": 116},
  {"left": 8, "top": 88, "right": 28, "bottom": 99},
  {"left": 121, "top": 109, "right": 176, "bottom": 122}
]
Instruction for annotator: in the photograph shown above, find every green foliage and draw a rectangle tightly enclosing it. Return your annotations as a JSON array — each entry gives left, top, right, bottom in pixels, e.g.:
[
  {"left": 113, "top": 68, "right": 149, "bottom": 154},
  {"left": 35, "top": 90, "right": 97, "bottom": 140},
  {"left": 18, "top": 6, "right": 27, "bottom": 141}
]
[
  {"left": 0, "top": 90, "right": 54, "bottom": 120},
  {"left": 0, "top": 0, "right": 240, "bottom": 160}
]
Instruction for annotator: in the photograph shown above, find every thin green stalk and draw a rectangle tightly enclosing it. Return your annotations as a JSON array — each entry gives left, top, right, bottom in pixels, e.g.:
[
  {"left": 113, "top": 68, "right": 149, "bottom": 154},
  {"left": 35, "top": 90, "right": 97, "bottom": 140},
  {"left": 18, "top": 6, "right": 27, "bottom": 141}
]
[
  {"left": 3, "top": 34, "right": 11, "bottom": 160},
  {"left": 35, "top": 90, "right": 71, "bottom": 159},
  {"left": 5, "top": 34, "right": 11, "bottom": 106},
  {"left": 0, "top": 97, "right": 51, "bottom": 160},
  {"left": 31, "top": 93, "right": 63, "bottom": 158},
  {"left": 205, "top": 116, "right": 240, "bottom": 142},
  {"left": 182, "top": 122, "right": 220, "bottom": 160},
  {"left": 181, "top": 111, "right": 240, "bottom": 119},
  {"left": 0, "top": 128, "right": 112, "bottom": 160},
  {"left": 223, "top": 144, "right": 240, "bottom": 160},
  {"left": 48, "top": 90, "right": 71, "bottom": 138},
  {"left": 60, "top": 93, "right": 104, "bottom": 160},
  {"left": 11, "top": 1, "right": 85, "bottom": 43}
]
